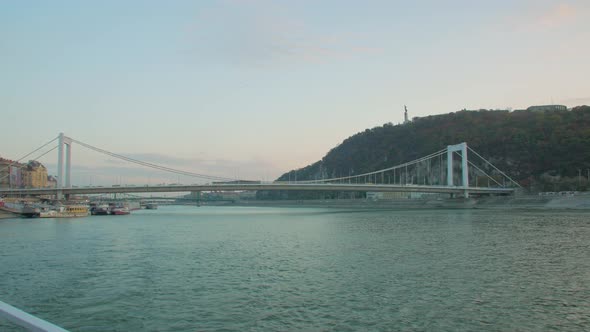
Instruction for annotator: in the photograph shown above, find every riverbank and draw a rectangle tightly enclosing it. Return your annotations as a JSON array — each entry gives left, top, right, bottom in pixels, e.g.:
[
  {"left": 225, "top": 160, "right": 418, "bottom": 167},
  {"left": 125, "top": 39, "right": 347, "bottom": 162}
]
[
  {"left": 0, "top": 210, "right": 18, "bottom": 219},
  {"left": 211, "top": 194, "right": 590, "bottom": 210}
]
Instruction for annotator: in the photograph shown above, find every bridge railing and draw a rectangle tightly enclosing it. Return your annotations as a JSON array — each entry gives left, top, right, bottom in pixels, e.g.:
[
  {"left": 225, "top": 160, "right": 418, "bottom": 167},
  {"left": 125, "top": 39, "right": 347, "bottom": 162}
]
[{"left": 0, "top": 300, "right": 68, "bottom": 332}]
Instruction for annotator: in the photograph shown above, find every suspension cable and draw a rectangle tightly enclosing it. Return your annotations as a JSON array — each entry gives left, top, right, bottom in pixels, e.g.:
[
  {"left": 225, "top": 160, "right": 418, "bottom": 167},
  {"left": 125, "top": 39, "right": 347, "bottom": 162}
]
[
  {"left": 0, "top": 145, "right": 58, "bottom": 182},
  {"left": 460, "top": 155, "right": 503, "bottom": 187},
  {"left": 0, "top": 136, "right": 58, "bottom": 174},
  {"left": 468, "top": 160, "right": 503, "bottom": 187},
  {"left": 451, "top": 150, "right": 514, "bottom": 188},
  {"left": 467, "top": 147, "right": 521, "bottom": 187},
  {"left": 70, "top": 139, "right": 247, "bottom": 182},
  {"left": 2, "top": 135, "right": 520, "bottom": 190},
  {"left": 294, "top": 148, "right": 447, "bottom": 184}
]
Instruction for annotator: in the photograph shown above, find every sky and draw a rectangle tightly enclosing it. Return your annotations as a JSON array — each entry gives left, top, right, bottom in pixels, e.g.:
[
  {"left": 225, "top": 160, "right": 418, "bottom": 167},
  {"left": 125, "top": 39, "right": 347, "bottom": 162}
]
[{"left": 1, "top": 0, "right": 589, "bottom": 185}]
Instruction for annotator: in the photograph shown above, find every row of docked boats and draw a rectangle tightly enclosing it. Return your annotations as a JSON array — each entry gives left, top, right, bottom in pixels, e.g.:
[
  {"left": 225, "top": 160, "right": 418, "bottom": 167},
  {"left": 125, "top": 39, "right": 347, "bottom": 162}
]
[
  {"left": 40, "top": 205, "right": 91, "bottom": 218},
  {"left": 0, "top": 201, "right": 92, "bottom": 218},
  {"left": 1, "top": 201, "right": 42, "bottom": 217},
  {"left": 0, "top": 199, "right": 152, "bottom": 218},
  {"left": 90, "top": 203, "right": 131, "bottom": 215},
  {"left": 0, "top": 198, "right": 157, "bottom": 218}
]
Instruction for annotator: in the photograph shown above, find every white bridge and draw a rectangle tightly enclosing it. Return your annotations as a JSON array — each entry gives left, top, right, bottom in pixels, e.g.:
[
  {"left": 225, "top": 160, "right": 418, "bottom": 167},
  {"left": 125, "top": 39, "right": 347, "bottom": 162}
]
[
  {"left": 0, "top": 133, "right": 520, "bottom": 198},
  {"left": 0, "top": 182, "right": 515, "bottom": 196}
]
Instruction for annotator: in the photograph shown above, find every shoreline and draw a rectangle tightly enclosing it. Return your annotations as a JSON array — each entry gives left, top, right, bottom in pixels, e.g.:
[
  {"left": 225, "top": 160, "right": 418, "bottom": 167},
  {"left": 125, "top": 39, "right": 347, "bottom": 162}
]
[
  {"left": 2, "top": 195, "right": 589, "bottom": 219},
  {"left": 203, "top": 194, "right": 590, "bottom": 211},
  {"left": 0, "top": 210, "right": 19, "bottom": 219}
]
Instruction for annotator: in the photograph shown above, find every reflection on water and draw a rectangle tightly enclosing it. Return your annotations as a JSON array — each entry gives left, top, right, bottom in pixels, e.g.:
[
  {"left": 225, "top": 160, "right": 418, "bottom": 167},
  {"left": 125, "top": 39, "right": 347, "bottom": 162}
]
[{"left": 1, "top": 206, "right": 589, "bottom": 331}]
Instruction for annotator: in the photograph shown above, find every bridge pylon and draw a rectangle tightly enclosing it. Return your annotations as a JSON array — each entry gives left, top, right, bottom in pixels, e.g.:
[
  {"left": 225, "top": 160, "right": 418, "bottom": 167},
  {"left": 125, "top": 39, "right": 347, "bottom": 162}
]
[
  {"left": 447, "top": 142, "right": 469, "bottom": 198},
  {"left": 57, "top": 133, "right": 73, "bottom": 199}
]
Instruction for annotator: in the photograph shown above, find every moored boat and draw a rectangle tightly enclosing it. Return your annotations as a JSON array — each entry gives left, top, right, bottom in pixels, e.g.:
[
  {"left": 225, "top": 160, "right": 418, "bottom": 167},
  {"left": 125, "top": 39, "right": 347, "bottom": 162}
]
[
  {"left": 127, "top": 201, "right": 141, "bottom": 211},
  {"left": 21, "top": 205, "right": 41, "bottom": 218},
  {"left": 0, "top": 201, "right": 40, "bottom": 218},
  {"left": 90, "top": 204, "right": 110, "bottom": 215},
  {"left": 110, "top": 206, "right": 130, "bottom": 215},
  {"left": 39, "top": 205, "right": 90, "bottom": 218}
]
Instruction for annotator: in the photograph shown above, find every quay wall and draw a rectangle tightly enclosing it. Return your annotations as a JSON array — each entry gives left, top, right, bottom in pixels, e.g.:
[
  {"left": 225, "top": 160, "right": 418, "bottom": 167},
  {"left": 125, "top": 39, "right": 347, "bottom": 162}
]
[
  {"left": 224, "top": 194, "right": 590, "bottom": 210},
  {"left": 0, "top": 209, "right": 18, "bottom": 219}
]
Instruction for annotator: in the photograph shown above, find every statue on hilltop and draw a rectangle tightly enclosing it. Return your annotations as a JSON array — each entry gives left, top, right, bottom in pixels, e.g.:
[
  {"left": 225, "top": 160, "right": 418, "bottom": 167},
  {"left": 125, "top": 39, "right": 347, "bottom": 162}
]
[{"left": 404, "top": 105, "right": 409, "bottom": 124}]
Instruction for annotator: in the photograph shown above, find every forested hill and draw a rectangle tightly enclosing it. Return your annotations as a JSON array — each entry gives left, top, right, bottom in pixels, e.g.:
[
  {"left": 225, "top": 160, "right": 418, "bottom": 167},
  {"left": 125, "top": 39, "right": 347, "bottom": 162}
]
[{"left": 278, "top": 106, "right": 590, "bottom": 191}]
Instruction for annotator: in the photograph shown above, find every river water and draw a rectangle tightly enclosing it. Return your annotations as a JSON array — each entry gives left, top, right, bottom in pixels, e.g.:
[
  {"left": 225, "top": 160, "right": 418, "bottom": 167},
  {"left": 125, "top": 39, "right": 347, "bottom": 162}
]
[{"left": 1, "top": 206, "right": 589, "bottom": 331}]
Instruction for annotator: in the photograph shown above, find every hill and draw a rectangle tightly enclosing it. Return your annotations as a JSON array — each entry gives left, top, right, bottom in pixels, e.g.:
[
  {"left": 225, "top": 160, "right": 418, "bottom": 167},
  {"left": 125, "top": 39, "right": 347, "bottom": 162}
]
[{"left": 269, "top": 106, "right": 590, "bottom": 197}]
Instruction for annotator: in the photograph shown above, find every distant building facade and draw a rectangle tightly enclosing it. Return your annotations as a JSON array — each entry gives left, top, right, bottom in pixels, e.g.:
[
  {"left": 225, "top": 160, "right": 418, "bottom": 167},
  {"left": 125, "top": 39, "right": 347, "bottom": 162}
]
[
  {"left": 0, "top": 158, "right": 23, "bottom": 188},
  {"left": 47, "top": 175, "right": 58, "bottom": 188},
  {"left": 0, "top": 159, "right": 11, "bottom": 188},
  {"left": 526, "top": 105, "right": 567, "bottom": 112},
  {"left": 22, "top": 161, "right": 48, "bottom": 188},
  {"left": 0, "top": 157, "right": 52, "bottom": 189}
]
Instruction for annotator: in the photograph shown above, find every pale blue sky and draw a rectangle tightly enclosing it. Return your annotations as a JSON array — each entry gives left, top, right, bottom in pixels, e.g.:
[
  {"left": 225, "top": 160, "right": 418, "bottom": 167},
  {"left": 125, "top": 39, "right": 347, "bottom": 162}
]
[{"left": 1, "top": 0, "right": 589, "bottom": 184}]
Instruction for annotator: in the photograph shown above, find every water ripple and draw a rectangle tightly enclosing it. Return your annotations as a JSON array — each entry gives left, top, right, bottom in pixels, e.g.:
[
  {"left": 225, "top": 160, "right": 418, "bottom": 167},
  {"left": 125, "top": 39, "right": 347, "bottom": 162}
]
[{"left": 1, "top": 207, "right": 589, "bottom": 331}]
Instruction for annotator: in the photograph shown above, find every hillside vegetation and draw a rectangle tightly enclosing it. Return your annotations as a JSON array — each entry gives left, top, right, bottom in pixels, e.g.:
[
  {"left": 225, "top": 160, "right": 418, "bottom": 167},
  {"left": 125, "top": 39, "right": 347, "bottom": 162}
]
[{"left": 275, "top": 106, "right": 590, "bottom": 195}]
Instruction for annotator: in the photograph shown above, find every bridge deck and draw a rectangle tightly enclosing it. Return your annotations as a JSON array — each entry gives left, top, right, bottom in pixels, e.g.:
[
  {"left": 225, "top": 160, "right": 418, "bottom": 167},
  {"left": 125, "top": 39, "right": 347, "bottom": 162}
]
[{"left": 0, "top": 183, "right": 514, "bottom": 196}]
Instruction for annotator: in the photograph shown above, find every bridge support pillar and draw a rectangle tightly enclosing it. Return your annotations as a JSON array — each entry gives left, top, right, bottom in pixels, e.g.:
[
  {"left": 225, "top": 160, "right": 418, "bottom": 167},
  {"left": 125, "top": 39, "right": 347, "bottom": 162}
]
[
  {"left": 462, "top": 144, "right": 469, "bottom": 198},
  {"left": 447, "top": 143, "right": 469, "bottom": 198},
  {"left": 56, "top": 133, "right": 73, "bottom": 200},
  {"left": 65, "top": 141, "right": 71, "bottom": 188},
  {"left": 446, "top": 148, "right": 453, "bottom": 187}
]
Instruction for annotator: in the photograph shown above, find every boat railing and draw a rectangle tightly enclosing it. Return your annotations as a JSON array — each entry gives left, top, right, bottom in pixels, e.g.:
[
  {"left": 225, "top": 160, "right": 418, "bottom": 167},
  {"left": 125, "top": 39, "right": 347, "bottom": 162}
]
[{"left": 0, "top": 300, "right": 68, "bottom": 332}]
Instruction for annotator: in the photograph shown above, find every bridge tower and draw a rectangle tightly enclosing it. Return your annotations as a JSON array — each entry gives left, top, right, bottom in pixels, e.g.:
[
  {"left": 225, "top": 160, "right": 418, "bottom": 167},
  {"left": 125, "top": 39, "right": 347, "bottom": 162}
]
[
  {"left": 447, "top": 142, "right": 469, "bottom": 198},
  {"left": 57, "top": 133, "right": 73, "bottom": 199}
]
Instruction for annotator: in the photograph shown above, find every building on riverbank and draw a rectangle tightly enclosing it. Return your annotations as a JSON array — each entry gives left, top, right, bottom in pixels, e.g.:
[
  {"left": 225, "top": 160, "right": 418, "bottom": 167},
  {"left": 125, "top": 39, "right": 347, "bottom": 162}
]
[
  {"left": 22, "top": 161, "right": 47, "bottom": 188},
  {"left": 0, "top": 157, "right": 52, "bottom": 189},
  {"left": 0, "top": 158, "right": 22, "bottom": 189},
  {"left": 526, "top": 104, "right": 567, "bottom": 112}
]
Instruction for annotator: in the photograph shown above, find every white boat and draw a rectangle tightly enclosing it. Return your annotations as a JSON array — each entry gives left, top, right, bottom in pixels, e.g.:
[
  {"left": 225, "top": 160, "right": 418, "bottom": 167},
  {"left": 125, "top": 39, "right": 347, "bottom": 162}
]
[
  {"left": 1, "top": 201, "right": 40, "bottom": 218},
  {"left": 90, "top": 204, "right": 110, "bottom": 215},
  {"left": 145, "top": 203, "right": 158, "bottom": 210},
  {"left": 39, "top": 205, "right": 90, "bottom": 218}
]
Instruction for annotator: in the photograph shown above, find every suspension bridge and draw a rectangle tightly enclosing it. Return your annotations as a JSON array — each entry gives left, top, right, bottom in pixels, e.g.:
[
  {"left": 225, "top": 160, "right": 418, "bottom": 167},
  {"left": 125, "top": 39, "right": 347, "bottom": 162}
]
[{"left": 0, "top": 133, "right": 519, "bottom": 198}]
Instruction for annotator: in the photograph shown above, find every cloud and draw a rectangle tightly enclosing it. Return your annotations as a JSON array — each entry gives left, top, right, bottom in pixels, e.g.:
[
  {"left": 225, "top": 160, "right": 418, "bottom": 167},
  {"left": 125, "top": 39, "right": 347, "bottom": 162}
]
[
  {"left": 185, "top": 1, "right": 383, "bottom": 66},
  {"left": 104, "top": 153, "right": 200, "bottom": 167},
  {"left": 537, "top": 3, "right": 577, "bottom": 27},
  {"left": 511, "top": 2, "right": 583, "bottom": 31}
]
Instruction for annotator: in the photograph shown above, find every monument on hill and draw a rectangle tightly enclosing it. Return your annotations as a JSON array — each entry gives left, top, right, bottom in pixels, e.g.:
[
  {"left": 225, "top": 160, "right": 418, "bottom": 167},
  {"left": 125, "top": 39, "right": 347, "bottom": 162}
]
[{"left": 404, "top": 105, "right": 409, "bottom": 124}]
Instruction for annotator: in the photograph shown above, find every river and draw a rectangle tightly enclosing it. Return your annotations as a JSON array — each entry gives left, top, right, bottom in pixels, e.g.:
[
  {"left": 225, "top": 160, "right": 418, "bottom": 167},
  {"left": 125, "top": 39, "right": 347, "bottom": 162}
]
[{"left": 1, "top": 206, "right": 589, "bottom": 331}]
